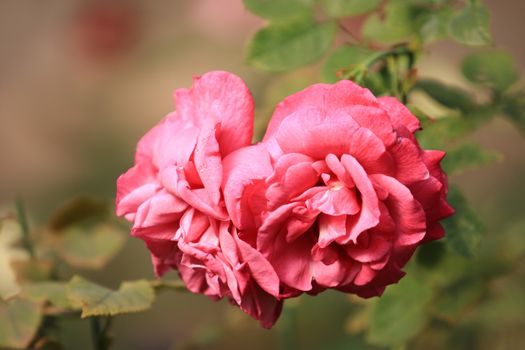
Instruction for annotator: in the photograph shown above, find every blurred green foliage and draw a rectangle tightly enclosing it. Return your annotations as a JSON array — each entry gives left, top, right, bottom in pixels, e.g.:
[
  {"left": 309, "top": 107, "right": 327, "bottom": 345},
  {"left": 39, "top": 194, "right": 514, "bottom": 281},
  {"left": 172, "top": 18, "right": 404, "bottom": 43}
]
[{"left": 1, "top": 0, "right": 524, "bottom": 349}]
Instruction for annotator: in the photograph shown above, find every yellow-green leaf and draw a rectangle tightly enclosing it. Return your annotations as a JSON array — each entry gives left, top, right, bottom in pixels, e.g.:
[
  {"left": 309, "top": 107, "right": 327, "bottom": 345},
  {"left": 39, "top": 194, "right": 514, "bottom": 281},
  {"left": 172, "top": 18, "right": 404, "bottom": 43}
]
[
  {"left": 0, "top": 298, "right": 42, "bottom": 349},
  {"left": 22, "top": 282, "right": 73, "bottom": 310},
  {"left": 66, "top": 276, "right": 155, "bottom": 317}
]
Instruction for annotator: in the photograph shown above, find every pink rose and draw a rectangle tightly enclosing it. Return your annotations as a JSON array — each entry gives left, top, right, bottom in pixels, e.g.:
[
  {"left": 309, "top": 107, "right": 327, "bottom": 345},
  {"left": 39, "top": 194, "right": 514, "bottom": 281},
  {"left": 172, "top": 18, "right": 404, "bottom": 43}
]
[
  {"left": 115, "top": 71, "right": 281, "bottom": 328},
  {"left": 223, "top": 81, "right": 454, "bottom": 298}
]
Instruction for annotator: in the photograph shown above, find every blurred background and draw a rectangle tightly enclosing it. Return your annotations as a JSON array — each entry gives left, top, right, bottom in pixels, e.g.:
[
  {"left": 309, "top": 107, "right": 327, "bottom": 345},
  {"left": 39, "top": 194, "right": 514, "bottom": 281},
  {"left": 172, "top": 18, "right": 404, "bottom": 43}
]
[{"left": 1, "top": 0, "right": 524, "bottom": 349}]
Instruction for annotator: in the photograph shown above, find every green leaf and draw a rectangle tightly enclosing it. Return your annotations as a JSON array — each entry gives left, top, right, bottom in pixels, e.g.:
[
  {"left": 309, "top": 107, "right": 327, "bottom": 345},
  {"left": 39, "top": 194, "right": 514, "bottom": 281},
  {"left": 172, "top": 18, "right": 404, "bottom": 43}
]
[
  {"left": 22, "top": 282, "right": 73, "bottom": 309},
  {"left": 46, "top": 197, "right": 126, "bottom": 269},
  {"left": 448, "top": 2, "right": 491, "bottom": 46},
  {"left": 53, "top": 224, "right": 126, "bottom": 269},
  {"left": 243, "top": 0, "right": 311, "bottom": 20},
  {"left": 416, "top": 241, "right": 446, "bottom": 268},
  {"left": 434, "top": 279, "right": 484, "bottom": 321},
  {"left": 0, "top": 298, "right": 42, "bottom": 349},
  {"left": 320, "top": 0, "right": 381, "bottom": 17},
  {"left": 10, "top": 260, "right": 53, "bottom": 283},
  {"left": 416, "top": 117, "right": 476, "bottom": 149},
  {"left": 246, "top": 16, "right": 336, "bottom": 71},
  {"left": 419, "top": 7, "right": 453, "bottom": 43},
  {"left": 66, "top": 276, "right": 155, "bottom": 317},
  {"left": 443, "top": 187, "right": 484, "bottom": 258},
  {"left": 367, "top": 275, "right": 433, "bottom": 346},
  {"left": 415, "top": 79, "right": 476, "bottom": 112},
  {"left": 503, "top": 96, "right": 525, "bottom": 131},
  {"left": 461, "top": 50, "right": 519, "bottom": 91},
  {"left": 322, "top": 45, "right": 375, "bottom": 83},
  {"left": 47, "top": 197, "right": 108, "bottom": 231},
  {"left": 442, "top": 143, "right": 500, "bottom": 175},
  {"left": 362, "top": 1, "right": 416, "bottom": 44}
]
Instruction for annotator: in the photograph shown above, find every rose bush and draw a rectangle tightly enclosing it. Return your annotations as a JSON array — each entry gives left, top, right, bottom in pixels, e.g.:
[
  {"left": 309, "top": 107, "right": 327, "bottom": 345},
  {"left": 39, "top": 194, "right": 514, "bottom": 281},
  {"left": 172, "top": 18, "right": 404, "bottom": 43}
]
[
  {"left": 115, "top": 71, "right": 282, "bottom": 328},
  {"left": 223, "top": 80, "right": 454, "bottom": 298},
  {"left": 116, "top": 71, "right": 453, "bottom": 328}
]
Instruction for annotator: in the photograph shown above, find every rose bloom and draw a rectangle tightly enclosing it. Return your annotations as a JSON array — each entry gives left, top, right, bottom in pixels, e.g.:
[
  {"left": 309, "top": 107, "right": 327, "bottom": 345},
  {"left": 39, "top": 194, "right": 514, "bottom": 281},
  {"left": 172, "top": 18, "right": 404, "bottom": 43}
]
[
  {"left": 223, "top": 81, "right": 454, "bottom": 298},
  {"left": 115, "top": 71, "right": 282, "bottom": 328}
]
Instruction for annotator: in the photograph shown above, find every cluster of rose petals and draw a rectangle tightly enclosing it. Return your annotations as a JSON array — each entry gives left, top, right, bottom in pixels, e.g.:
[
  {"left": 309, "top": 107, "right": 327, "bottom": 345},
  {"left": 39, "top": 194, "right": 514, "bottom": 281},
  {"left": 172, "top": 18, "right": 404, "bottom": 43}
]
[
  {"left": 224, "top": 81, "right": 454, "bottom": 298},
  {"left": 116, "top": 71, "right": 453, "bottom": 328},
  {"left": 116, "top": 72, "right": 281, "bottom": 327}
]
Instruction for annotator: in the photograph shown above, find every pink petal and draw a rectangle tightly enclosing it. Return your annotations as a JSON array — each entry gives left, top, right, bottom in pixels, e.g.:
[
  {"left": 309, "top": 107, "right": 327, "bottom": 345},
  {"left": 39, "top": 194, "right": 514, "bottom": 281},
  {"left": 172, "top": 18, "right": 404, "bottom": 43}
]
[
  {"left": 265, "top": 153, "right": 317, "bottom": 207},
  {"left": 370, "top": 174, "right": 427, "bottom": 246},
  {"left": 353, "top": 264, "right": 377, "bottom": 286},
  {"left": 378, "top": 96, "right": 421, "bottom": 133},
  {"left": 336, "top": 154, "right": 381, "bottom": 244},
  {"left": 268, "top": 230, "right": 314, "bottom": 292},
  {"left": 317, "top": 214, "right": 347, "bottom": 248},
  {"left": 222, "top": 144, "right": 274, "bottom": 229},
  {"left": 239, "top": 283, "right": 283, "bottom": 329},
  {"left": 388, "top": 137, "right": 429, "bottom": 184},
  {"left": 174, "top": 71, "right": 254, "bottom": 156},
  {"left": 346, "top": 234, "right": 392, "bottom": 263},
  {"left": 193, "top": 123, "right": 222, "bottom": 205},
  {"left": 116, "top": 161, "right": 159, "bottom": 216},
  {"left": 272, "top": 107, "right": 360, "bottom": 159},
  {"left": 236, "top": 236, "right": 280, "bottom": 298},
  {"left": 308, "top": 186, "right": 360, "bottom": 217},
  {"left": 346, "top": 105, "right": 397, "bottom": 147},
  {"left": 347, "top": 127, "right": 394, "bottom": 175},
  {"left": 264, "top": 80, "right": 377, "bottom": 141}
]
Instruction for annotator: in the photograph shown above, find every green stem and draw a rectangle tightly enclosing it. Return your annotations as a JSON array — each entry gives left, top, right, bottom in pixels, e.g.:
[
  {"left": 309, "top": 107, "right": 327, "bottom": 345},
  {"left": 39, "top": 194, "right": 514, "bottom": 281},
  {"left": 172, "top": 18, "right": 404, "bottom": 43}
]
[
  {"left": 387, "top": 56, "right": 401, "bottom": 100},
  {"left": 90, "top": 317, "right": 111, "bottom": 350},
  {"left": 15, "top": 197, "right": 35, "bottom": 259},
  {"left": 150, "top": 279, "right": 187, "bottom": 292},
  {"left": 343, "top": 45, "right": 415, "bottom": 84}
]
